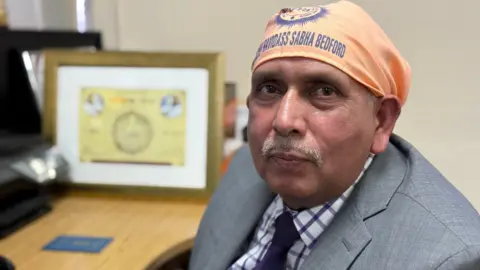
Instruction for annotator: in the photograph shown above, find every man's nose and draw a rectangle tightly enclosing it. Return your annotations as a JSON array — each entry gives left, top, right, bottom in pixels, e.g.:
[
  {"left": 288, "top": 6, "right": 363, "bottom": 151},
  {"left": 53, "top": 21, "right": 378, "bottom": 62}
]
[{"left": 273, "top": 90, "right": 307, "bottom": 137}]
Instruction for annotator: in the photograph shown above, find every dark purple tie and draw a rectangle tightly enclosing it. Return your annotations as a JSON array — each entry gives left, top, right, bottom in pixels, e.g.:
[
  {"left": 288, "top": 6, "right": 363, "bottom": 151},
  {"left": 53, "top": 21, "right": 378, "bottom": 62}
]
[{"left": 254, "top": 211, "right": 300, "bottom": 270}]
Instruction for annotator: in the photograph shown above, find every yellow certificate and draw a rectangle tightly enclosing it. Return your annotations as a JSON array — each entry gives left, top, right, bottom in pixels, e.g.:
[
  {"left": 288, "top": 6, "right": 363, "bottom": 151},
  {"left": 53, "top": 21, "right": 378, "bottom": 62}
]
[{"left": 79, "top": 88, "right": 186, "bottom": 166}]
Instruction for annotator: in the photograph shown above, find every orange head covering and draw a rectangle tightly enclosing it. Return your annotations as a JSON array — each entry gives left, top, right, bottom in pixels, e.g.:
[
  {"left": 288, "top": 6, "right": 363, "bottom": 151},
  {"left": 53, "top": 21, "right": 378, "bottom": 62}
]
[{"left": 251, "top": 0, "right": 411, "bottom": 106}]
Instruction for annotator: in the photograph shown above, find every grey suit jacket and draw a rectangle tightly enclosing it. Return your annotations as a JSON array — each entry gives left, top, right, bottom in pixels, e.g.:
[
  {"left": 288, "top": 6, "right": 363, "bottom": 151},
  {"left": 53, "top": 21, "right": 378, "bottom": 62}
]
[{"left": 189, "top": 135, "right": 480, "bottom": 269}]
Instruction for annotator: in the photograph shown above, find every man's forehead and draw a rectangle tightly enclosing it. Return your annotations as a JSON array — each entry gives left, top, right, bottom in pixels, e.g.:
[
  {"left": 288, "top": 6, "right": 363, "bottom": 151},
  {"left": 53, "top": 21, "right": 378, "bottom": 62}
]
[{"left": 252, "top": 58, "right": 346, "bottom": 82}]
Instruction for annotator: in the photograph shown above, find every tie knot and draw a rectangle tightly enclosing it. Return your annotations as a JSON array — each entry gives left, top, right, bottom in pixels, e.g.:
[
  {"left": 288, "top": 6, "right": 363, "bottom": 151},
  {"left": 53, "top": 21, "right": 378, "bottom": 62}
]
[
  {"left": 271, "top": 211, "right": 300, "bottom": 250},
  {"left": 253, "top": 212, "right": 300, "bottom": 270}
]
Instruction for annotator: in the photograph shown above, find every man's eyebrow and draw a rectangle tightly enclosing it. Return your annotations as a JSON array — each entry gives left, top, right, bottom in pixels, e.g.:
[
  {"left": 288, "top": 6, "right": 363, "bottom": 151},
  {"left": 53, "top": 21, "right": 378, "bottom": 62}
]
[
  {"left": 251, "top": 69, "right": 345, "bottom": 87},
  {"left": 251, "top": 71, "right": 281, "bottom": 83},
  {"left": 297, "top": 70, "right": 342, "bottom": 84}
]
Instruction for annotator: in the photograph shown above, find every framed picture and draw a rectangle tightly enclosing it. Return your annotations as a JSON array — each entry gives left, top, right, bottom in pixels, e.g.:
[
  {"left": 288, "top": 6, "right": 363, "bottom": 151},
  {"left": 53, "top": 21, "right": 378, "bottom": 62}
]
[{"left": 42, "top": 50, "right": 225, "bottom": 199}]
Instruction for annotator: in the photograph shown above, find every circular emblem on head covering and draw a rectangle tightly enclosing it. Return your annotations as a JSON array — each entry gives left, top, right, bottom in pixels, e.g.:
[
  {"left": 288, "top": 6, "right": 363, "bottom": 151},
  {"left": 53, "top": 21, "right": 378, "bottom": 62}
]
[{"left": 275, "top": 6, "right": 328, "bottom": 27}]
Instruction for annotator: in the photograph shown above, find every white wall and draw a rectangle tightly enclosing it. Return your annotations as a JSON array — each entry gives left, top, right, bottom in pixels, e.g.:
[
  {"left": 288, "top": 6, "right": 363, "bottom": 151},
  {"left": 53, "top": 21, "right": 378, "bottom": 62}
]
[
  {"left": 6, "top": 0, "right": 44, "bottom": 29},
  {"left": 6, "top": 0, "right": 77, "bottom": 30},
  {"left": 90, "top": 0, "right": 119, "bottom": 49}
]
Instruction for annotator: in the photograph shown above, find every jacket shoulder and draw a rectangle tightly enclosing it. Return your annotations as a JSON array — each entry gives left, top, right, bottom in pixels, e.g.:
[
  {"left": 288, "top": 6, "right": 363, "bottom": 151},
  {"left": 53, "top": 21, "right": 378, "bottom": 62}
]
[{"left": 392, "top": 135, "right": 480, "bottom": 247}]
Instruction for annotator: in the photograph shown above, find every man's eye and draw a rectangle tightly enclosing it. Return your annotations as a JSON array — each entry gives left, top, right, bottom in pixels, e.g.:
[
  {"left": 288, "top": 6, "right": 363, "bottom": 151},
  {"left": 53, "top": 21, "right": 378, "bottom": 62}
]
[
  {"left": 259, "top": 85, "right": 278, "bottom": 94},
  {"left": 313, "top": 86, "right": 336, "bottom": 97}
]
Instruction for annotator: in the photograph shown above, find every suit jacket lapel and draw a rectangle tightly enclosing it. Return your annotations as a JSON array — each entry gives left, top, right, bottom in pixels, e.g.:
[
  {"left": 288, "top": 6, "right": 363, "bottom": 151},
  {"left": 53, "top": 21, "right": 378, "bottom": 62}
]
[
  {"left": 302, "top": 140, "right": 408, "bottom": 270},
  {"left": 300, "top": 200, "right": 371, "bottom": 270},
  {"left": 202, "top": 171, "right": 275, "bottom": 270}
]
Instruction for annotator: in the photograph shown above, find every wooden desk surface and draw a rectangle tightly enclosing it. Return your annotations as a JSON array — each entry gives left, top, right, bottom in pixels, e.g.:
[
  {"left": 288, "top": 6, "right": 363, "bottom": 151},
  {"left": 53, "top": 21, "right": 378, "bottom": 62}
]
[{"left": 0, "top": 195, "right": 206, "bottom": 270}]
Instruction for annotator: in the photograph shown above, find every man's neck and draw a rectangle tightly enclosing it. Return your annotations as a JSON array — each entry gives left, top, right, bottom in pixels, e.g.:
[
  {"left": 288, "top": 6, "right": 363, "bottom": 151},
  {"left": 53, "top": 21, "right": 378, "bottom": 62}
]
[{"left": 281, "top": 193, "right": 336, "bottom": 211}]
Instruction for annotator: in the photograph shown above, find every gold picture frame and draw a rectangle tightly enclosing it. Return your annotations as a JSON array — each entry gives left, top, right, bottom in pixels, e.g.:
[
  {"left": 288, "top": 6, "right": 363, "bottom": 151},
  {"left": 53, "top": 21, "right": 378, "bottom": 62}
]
[{"left": 42, "top": 49, "right": 225, "bottom": 200}]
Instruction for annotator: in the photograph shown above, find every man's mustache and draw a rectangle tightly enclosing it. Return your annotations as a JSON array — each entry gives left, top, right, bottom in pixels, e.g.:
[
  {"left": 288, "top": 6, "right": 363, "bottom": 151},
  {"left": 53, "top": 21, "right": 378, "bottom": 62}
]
[{"left": 261, "top": 136, "right": 323, "bottom": 166}]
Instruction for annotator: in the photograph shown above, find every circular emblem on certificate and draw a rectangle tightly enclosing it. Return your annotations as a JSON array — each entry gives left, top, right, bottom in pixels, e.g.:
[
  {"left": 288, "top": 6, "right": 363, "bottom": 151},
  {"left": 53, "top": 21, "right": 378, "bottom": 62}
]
[
  {"left": 275, "top": 6, "right": 328, "bottom": 27},
  {"left": 112, "top": 111, "right": 153, "bottom": 155},
  {"left": 160, "top": 95, "right": 183, "bottom": 118}
]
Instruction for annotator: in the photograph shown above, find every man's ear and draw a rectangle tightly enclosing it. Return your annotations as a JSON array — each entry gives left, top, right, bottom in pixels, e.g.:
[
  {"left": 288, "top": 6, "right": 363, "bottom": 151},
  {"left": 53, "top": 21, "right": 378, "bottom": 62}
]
[
  {"left": 246, "top": 94, "right": 251, "bottom": 108},
  {"left": 371, "top": 95, "right": 401, "bottom": 154}
]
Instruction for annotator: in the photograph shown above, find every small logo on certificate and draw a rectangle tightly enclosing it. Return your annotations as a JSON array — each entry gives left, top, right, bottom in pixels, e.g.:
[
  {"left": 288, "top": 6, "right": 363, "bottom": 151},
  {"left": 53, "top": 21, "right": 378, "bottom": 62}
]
[
  {"left": 160, "top": 95, "right": 183, "bottom": 118},
  {"left": 83, "top": 93, "right": 105, "bottom": 116}
]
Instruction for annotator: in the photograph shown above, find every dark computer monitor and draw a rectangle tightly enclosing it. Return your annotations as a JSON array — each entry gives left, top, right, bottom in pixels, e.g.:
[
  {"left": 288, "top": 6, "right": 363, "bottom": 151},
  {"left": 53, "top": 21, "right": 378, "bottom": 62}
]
[{"left": 0, "top": 29, "right": 102, "bottom": 134}]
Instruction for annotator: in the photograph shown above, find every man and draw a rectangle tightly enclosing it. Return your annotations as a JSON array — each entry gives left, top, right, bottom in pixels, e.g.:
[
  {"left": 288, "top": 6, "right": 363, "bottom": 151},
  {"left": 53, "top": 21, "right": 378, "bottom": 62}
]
[{"left": 189, "top": 1, "right": 480, "bottom": 269}]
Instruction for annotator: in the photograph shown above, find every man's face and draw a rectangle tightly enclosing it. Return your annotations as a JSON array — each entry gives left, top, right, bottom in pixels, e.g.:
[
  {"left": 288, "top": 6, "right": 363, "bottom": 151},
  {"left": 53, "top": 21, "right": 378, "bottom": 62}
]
[{"left": 247, "top": 58, "right": 397, "bottom": 209}]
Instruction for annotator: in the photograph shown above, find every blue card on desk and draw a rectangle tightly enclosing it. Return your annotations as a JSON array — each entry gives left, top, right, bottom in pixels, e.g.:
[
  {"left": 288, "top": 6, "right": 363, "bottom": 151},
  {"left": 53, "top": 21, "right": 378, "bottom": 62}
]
[{"left": 43, "top": 235, "right": 113, "bottom": 253}]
